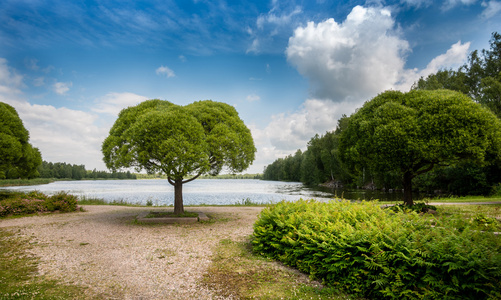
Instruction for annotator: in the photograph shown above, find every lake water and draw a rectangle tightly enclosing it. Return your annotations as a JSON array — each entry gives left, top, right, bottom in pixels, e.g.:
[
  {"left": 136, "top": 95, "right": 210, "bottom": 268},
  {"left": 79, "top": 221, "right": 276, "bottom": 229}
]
[
  {"left": 1, "top": 179, "right": 414, "bottom": 205},
  {"left": 1, "top": 179, "right": 337, "bottom": 206}
]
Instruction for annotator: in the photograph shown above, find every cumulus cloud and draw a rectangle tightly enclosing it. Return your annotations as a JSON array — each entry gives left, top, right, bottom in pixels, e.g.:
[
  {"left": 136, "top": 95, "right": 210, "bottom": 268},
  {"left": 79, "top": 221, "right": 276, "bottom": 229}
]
[
  {"left": 264, "top": 99, "right": 352, "bottom": 151},
  {"left": 286, "top": 6, "right": 409, "bottom": 102},
  {"left": 286, "top": 5, "right": 470, "bottom": 103},
  {"left": 93, "top": 92, "right": 148, "bottom": 116},
  {"left": 53, "top": 81, "right": 72, "bottom": 95},
  {"left": 156, "top": 65, "right": 175, "bottom": 77},
  {"left": 15, "top": 101, "right": 107, "bottom": 168},
  {"left": 396, "top": 41, "right": 470, "bottom": 90}
]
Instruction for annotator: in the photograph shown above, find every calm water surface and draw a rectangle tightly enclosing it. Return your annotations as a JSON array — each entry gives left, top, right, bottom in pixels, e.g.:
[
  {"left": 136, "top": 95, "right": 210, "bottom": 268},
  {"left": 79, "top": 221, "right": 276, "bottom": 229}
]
[
  {"left": 2, "top": 179, "right": 415, "bottom": 205},
  {"left": 2, "top": 179, "right": 336, "bottom": 205}
]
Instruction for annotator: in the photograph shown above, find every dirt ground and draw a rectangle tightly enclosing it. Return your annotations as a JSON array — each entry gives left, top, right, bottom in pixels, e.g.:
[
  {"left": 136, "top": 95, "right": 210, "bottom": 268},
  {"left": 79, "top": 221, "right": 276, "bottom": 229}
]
[{"left": 0, "top": 205, "right": 265, "bottom": 299}]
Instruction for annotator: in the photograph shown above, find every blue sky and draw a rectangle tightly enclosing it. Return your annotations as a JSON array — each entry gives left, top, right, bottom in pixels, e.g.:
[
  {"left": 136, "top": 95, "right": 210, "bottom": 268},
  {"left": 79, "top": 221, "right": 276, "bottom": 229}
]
[{"left": 1, "top": 0, "right": 500, "bottom": 174}]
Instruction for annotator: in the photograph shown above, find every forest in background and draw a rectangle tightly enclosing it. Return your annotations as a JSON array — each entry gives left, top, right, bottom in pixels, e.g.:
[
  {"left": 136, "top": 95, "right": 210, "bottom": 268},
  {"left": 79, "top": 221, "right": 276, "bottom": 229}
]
[
  {"left": 263, "top": 32, "right": 501, "bottom": 197},
  {"left": 37, "top": 161, "right": 136, "bottom": 180}
]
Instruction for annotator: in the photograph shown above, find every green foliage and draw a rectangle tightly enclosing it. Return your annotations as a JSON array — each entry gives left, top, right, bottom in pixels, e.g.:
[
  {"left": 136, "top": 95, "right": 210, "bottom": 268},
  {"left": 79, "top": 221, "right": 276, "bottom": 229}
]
[
  {"left": 252, "top": 200, "right": 501, "bottom": 299},
  {"left": 0, "top": 191, "right": 78, "bottom": 217},
  {"left": 102, "top": 99, "right": 256, "bottom": 214},
  {"left": 0, "top": 102, "right": 42, "bottom": 179},
  {"left": 386, "top": 202, "right": 437, "bottom": 214},
  {"left": 339, "top": 89, "right": 501, "bottom": 204}
]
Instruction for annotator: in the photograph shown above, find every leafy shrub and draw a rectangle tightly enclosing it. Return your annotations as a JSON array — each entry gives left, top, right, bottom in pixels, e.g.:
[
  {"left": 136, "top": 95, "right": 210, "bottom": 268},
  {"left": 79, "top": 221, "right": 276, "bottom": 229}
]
[
  {"left": 386, "top": 201, "right": 437, "bottom": 213},
  {"left": 252, "top": 200, "right": 501, "bottom": 299},
  {"left": 0, "top": 191, "right": 78, "bottom": 217},
  {"left": 44, "top": 192, "right": 78, "bottom": 212}
]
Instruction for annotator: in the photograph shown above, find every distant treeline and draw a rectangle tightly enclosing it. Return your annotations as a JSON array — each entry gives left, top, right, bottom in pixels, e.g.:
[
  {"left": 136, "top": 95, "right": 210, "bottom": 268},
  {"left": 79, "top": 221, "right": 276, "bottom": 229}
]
[
  {"left": 135, "top": 173, "right": 261, "bottom": 180},
  {"left": 37, "top": 161, "right": 136, "bottom": 180}
]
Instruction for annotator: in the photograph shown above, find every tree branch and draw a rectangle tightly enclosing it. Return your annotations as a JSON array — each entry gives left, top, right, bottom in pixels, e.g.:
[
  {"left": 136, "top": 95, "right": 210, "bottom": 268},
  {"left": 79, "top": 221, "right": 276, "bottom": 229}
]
[{"left": 182, "top": 172, "right": 202, "bottom": 184}]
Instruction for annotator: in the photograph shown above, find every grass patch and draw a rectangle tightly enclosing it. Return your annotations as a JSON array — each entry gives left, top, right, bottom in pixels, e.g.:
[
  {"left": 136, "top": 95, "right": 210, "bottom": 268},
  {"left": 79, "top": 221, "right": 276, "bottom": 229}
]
[
  {"left": 78, "top": 197, "right": 151, "bottom": 207},
  {"left": 203, "top": 238, "right": 353, "bottom": 299},
  {"left": 0, "top": 178, "right": 55, "bottom": 187},
  {"left": 0, "top": 229, "right": 87, "bottom": 299}
]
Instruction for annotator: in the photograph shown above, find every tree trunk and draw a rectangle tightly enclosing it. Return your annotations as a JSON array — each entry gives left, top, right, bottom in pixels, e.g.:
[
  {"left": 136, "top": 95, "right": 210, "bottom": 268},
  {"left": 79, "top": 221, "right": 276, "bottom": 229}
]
[
  {"left": 402, "top": 171, "right": 414, "bottom": 206},
  {"left": 173, "top": 179, "right": 184, "bottom": 215}
]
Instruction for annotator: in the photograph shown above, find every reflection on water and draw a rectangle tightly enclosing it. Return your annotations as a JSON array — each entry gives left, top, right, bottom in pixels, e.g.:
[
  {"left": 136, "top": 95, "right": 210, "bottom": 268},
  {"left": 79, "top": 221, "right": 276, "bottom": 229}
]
[{"left": 1, "top": 179, "right": 417, "bottom": 205}]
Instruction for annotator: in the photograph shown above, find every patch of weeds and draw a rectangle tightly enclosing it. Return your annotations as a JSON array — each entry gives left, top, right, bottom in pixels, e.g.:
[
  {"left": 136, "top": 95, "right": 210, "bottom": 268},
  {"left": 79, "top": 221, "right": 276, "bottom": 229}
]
[
  {"left": 0, "top": 229, "right": 88, "bottom": 299},
  {"left": 202, "top": 238, "right": 353, "bottom": 299}
]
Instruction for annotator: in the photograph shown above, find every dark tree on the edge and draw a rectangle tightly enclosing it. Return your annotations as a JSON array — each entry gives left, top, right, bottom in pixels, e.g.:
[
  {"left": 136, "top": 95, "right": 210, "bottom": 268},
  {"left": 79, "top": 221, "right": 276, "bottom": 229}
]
[{"left": 339, "top": 89, "right": 501, "bottom": 206}]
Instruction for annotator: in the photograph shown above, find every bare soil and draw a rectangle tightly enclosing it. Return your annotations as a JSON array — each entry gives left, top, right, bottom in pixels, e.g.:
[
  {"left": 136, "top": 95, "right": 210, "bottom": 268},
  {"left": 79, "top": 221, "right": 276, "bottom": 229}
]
[{"left": 0, "top": 205, "right": 265, "bottom": 299}]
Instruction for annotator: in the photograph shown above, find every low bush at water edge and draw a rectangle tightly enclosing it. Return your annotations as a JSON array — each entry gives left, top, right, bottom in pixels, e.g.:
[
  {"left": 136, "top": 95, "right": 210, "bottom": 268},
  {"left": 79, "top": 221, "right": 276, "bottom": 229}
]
[
  {"left": 0, "top": 191, "right": 78, "bottom": 217},
  {"left": 252, "top": 200, "right": 501, "bottom": 299}
]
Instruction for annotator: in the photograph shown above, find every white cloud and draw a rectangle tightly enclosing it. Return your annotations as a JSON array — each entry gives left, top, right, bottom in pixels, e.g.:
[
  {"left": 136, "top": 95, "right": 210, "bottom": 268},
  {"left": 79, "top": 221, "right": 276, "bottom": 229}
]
[
  {"left": 264, "top": 99, "right": 353, "bottom": 151},
  {"left": 286, "top": 6, "right": 409, "bottom": 102},
  {"left": 399, "top": 0, "right": 432, "bottom": 7},
  {"left": 93, "top": 92, "right": 148, "bottom": 116},
  {"left": 155, "top": 65, "right": 176, "bottom": 77},
  {"left": 443, "top": 0, "right": 477, "bottom": 10},
  {"left": 482, "top": 1, "right": 501, "bottom": 18},
  {"left": 53, "top": 81, "right": 72, "bottom": 95},
  {"left": 396, "top": 41, "right": 470, "bottom": 90},
  {"left": 0, "top": 58, "right": 109, "bottom": 170},
  {"left": 247, "top": 3, "right": 303, "bottom": 53},
  {"left": 286, "top": 5, "right": 471, "bottom": 102},
  {"left": 256, "top": 5, "right": 302, "bottom": 30},
  {"left": 0, "top": 58, "right": 24, "bottom": 95},
  {"left": 246, "top": 94, "right": 260, "bottom": 102}
]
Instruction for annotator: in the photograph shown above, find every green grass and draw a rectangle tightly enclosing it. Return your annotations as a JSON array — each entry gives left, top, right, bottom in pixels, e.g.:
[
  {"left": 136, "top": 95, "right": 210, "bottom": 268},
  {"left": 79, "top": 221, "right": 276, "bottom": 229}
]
[
  {"left": 0, "top": 229, "right": 88, "bottom": 299},
  {"left": 0, "top": 178, "right": 55, "bottom": 187},
  {"left": 203, "top": 238, "right": 356, "bottom": 299},
  {"left": 377, "top": 195, "right": 501, "bottom": 205}
]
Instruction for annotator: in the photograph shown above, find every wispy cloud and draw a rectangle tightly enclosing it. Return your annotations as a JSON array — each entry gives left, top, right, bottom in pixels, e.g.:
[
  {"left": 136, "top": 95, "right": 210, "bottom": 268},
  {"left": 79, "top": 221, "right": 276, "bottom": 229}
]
[
  {"left": 53, "top": 81, "right": 72, "bottom": 95},
  {"left": 481, "top": 0, "right": 501, "bottom": 18},
  {"left": 156, "top": 65, "right": 176, "bottom": 77},
  {"left": 246, "top": 94, "right": 260, "bottom": 102}
]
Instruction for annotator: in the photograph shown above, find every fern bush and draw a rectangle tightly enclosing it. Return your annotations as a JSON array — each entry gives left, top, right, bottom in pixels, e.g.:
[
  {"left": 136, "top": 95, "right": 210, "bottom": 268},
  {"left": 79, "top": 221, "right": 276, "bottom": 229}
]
[{"left": 252, "top": 200, "right": 501, "bottom": 299}]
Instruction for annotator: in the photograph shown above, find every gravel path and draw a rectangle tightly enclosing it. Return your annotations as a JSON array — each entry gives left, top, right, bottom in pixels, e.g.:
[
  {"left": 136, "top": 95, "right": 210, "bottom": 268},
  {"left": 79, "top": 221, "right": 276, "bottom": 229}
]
[{"left": 0, "top": 205, "right": 264, "bottom": 299}]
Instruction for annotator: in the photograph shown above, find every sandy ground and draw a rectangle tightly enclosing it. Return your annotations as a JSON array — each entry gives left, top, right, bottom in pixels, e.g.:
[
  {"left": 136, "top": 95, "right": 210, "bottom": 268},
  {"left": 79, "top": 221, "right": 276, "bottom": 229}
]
[{"left": 0, "top": 205, "right": 265, "bottom": 299}]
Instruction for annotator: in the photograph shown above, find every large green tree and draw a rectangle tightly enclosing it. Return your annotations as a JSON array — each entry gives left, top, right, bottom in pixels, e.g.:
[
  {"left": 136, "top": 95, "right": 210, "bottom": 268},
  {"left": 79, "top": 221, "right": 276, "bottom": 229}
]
[
  {"left": 0, "top": 102, "right": 42, "bottom": 179},
  {"left": 102, "top": 99, "right": 256, "bottom": 214},
  {"left": 339, "top": 90, "right": 501, "bottom": 205}
]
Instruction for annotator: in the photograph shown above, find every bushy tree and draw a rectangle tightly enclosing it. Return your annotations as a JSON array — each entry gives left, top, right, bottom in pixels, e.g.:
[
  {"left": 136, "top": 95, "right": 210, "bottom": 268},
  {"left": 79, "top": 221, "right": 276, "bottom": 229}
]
[
  {"left": 339, "top": 89, "right": 501, "bottom": 205},
  {"left": 0, "top": 102, "right": 42, "bottom": 179},
  {"left": 102, "top": 99, "right": 256, "bottom": 214}
]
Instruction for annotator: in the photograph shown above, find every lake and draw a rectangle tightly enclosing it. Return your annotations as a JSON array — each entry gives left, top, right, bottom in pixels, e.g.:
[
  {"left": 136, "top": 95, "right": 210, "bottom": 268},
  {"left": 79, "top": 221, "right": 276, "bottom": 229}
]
[{"left": 1, "top": 179, "right": 412, "bottom": 205}]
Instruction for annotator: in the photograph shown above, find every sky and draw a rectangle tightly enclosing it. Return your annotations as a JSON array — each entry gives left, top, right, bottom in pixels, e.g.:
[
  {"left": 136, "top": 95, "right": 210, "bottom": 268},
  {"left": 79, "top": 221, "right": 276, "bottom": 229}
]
[{"left": 1, "top": 0, "right": 500, "bottom": 174}]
